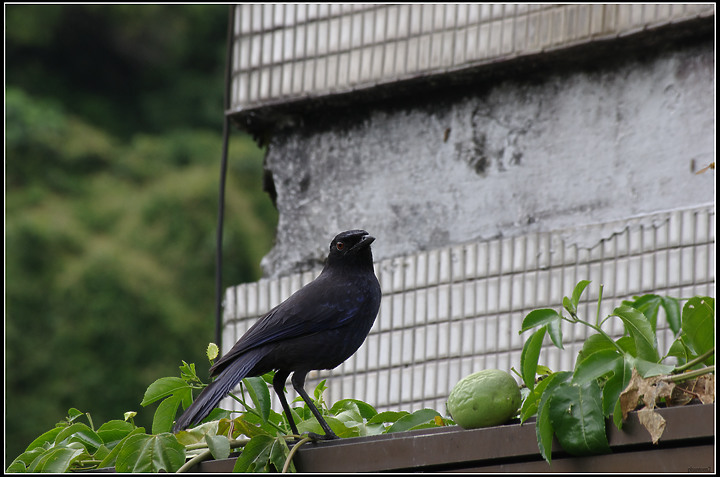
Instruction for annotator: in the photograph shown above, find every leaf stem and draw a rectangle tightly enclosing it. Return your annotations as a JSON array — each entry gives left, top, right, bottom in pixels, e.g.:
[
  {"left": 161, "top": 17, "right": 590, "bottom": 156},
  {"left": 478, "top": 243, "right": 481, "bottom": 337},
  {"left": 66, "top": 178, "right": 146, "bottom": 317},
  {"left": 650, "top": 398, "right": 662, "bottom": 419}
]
[
  {"left": 177, "top": 448, "right": 213, "bottom": 473},
  {"left": 595, "top": 284, "right": 604, "bottom": 327},
  {"left": 672, "top": 347, "right": 715, "bottom": 374},
  {"left": 184, "top": 437, "right": 250, "bottom": 451},
  {"left": 666, "top": 365, "right": 714, "bottom": 383},
  {"left": 574, "top": 316, "right": 626, "bottom": 355},
  {"left": 177, "top": 438, "right": 250, "bottom": 473},
  {"left": 282, "top": 436, "right": 312, "bottom": 473},
  {"left": 227, "top": 392, "right": 287, "bottom": 434}
]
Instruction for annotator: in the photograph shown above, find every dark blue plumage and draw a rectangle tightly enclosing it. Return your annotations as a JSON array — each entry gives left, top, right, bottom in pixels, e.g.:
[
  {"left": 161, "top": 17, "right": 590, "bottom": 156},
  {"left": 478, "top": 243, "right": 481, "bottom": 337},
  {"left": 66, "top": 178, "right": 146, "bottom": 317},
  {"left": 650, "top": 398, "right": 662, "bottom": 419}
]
[{"left": 172, "top": 230, "right": 382, "bottom": 439}]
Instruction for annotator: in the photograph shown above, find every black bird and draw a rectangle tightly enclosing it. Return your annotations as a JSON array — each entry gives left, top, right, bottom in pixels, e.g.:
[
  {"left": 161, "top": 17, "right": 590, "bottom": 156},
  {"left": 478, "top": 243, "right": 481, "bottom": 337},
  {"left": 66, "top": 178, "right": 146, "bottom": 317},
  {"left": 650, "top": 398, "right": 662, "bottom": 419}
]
[{"left": 173, "top": 230, "right": 382, "bottom": 439}]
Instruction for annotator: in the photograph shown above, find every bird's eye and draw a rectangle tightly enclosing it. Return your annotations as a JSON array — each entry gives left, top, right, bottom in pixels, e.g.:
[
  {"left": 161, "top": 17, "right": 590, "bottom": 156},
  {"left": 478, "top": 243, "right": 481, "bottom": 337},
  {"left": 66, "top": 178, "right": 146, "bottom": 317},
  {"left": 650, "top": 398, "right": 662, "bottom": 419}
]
[{"left": 336, "top": 242, "right": 344, "bottom": 251}]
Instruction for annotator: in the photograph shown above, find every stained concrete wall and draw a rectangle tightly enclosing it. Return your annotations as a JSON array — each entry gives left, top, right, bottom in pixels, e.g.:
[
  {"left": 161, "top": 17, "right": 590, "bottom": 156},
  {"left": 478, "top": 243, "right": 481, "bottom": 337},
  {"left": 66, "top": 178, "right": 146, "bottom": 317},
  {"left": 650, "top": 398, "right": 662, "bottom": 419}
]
[{"left": 258, "top": 37, "right": 714, "bottom": 278}]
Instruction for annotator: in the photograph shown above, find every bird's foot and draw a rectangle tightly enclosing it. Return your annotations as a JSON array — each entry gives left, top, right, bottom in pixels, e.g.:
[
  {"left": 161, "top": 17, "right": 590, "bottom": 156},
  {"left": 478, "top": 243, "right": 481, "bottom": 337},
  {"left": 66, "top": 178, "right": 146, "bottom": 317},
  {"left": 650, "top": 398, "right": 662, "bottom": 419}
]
[
  {"left": 286, "top": 432, "right": 337, "bottom": 447},
  {"left": 306, "top": 431, "right": 339, "bottom": 441}
]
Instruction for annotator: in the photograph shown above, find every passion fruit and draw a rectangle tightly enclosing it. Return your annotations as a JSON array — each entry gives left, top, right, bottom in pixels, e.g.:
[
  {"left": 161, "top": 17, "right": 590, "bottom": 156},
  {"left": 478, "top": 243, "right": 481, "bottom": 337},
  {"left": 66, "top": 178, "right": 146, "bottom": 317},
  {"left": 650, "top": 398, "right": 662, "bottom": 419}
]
[{"left": 446, "top": 369, "right": 521, "bottom": 429}]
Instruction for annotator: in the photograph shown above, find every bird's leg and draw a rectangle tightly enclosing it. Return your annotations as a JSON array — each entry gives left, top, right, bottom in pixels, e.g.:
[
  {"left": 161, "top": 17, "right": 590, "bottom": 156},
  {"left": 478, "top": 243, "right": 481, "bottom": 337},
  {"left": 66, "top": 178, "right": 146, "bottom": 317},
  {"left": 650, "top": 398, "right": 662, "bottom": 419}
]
[
  {"left": 272, "top": 370, "right": 300, "bottom": 436},
  {"left": 291, "top": 371, "right": 339, "bottom": 441}
]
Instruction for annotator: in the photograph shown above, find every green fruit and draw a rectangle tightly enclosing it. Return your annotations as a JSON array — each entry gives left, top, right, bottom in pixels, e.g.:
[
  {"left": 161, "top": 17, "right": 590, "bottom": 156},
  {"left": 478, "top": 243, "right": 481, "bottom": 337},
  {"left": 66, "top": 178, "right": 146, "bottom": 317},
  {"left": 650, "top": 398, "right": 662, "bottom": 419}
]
[{"left": 446, "top": 369, "right": 521, "bottom": 429}]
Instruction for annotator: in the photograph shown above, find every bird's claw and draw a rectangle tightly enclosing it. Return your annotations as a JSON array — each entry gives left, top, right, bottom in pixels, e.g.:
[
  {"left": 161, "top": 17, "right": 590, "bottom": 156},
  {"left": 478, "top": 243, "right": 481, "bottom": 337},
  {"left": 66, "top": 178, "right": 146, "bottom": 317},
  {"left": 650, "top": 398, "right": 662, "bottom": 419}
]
[
  {"left": 287, "top": 431, "right": 338, "bottom": 446},
  {"left": 307, "top": 431, "right": 339, "bottom": 441}
]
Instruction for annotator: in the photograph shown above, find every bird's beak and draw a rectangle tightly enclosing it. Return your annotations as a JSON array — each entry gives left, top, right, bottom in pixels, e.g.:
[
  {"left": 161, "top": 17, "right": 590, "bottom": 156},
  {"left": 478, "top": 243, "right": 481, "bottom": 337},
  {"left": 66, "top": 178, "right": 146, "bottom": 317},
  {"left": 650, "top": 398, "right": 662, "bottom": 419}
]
[{"left": 350, "top": 234, "right": 375, "bottom": 252}]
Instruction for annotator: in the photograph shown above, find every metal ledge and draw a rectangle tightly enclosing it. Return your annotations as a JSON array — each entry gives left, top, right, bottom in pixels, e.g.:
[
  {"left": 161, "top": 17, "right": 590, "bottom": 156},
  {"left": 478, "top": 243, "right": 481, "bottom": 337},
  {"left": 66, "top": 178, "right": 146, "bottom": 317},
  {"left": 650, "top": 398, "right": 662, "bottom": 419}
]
[{"left": 193, "top": 403, "right": 714, "bottom": 472}]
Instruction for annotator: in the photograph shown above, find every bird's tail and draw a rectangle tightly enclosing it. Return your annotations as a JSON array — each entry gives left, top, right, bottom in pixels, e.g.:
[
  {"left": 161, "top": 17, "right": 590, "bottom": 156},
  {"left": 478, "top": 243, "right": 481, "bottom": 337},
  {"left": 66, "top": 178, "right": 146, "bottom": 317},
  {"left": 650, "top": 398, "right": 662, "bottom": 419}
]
[{"left": 172, "top": 349, "right": 264, "bottom": 433}]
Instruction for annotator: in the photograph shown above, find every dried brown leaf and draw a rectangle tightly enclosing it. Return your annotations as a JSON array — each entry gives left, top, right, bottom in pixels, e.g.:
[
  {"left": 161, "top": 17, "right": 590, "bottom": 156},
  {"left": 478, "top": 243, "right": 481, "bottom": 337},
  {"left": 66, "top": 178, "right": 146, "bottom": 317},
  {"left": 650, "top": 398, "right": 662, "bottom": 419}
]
[
  {"left": 619, "top": 369, "right": 642, "bottom": 419},
  {"left": 637, "top": 408, "right": 666, "bottom": 444},
  {"left": 669, "top": 384, "right": 694, "bottom": 406},
  {"left": 675, "top": 374, "right": 716, "bottom": 405},
  {"left": 697, "top": 374, "right": 715, "bottom": 404}
]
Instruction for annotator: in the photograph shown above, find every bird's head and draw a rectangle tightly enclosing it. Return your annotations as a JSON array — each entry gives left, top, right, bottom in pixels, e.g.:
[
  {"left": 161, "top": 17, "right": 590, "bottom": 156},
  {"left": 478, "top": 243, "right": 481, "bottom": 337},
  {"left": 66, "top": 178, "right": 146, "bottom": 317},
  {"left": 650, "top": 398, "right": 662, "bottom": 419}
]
[{"left": 326, "top": 229, "right": 376, "bottom": 269}]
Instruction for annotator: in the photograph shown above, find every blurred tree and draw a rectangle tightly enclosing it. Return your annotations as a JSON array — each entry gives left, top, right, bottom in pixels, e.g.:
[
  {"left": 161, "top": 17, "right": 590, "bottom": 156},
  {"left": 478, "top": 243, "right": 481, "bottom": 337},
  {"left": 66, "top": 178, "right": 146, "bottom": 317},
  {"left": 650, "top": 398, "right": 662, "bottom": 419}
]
[
  {"left": 5, "top": 5, "right": 277, "bottom": 462},
  {"left": 5, "top": 4, "right": 228, "bottom": 137}
]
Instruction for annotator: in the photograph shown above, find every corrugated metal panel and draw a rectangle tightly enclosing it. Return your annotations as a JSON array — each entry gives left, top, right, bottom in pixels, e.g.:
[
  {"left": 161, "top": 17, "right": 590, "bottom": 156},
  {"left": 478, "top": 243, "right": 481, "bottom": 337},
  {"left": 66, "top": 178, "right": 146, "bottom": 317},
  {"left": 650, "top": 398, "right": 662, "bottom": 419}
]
[
  {"left": 220, "top": 205, "right": 715, "bottom": 416},
  {"left": 229, "top": 3, "right": 714, "bottom": 112}
]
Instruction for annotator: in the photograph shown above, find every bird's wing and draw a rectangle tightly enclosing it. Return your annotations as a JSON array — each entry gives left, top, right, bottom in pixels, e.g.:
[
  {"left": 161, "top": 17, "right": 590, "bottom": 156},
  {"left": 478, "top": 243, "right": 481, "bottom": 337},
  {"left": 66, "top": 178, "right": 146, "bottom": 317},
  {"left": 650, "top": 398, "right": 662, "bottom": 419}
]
[{"left": 210, "top": 279, "right": 370, "bottom": 375}]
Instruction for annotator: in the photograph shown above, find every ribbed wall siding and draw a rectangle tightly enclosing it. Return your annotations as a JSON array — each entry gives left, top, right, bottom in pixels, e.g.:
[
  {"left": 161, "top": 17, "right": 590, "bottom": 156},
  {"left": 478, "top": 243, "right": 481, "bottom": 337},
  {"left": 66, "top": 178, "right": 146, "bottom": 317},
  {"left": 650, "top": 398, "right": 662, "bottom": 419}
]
[
  {"left": 220, "top": 205, "right": 715, "bottom": 416},
  {"left": 229, "top": 3, "right": 714, "bottom": 111}
]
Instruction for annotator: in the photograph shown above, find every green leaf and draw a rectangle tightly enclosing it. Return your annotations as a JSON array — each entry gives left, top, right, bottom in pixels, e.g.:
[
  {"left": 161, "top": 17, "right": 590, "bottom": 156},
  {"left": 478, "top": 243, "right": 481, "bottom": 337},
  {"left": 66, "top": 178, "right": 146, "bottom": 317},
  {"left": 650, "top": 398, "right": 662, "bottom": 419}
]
[
  {"left": 366, "top": 410, "right": 410, "bottom": 425},
  {"left": 242, "top": 376, "right": 271, "bottom": 423},
  {"left": 141, "top": 377, "right": 190, "bottom": 406},
  {"left": 537, "top": 365, "right": 553, "bottom": 376},
  {"left": 548, "top": 380, "right": 610, "bottom": 456},
  {"left": 233, "top": 435, "right": 274, "bottom": 473},
  {"left": 6, "top": 459, "right": 30, "bottom": 473},
  {"left": 615, "top": 336, "right": 636, "bottom": 356},
  {"left": 330, "top": 404, "right": 363, "bottom": 426},
  {"left": 633, "top": 358, "right": 675, "bottom": 378},
  {"left": 624, "top": 294, "right": 682, "bottom": 336},
  {"left": 660, "top": 296, "right": 681, "bottom": 335},
  {"left": 33, "top": 443, "right": 86, "bottom": 473},
  {"left": 313, "top": 379, "right": 329, "bottom": 404},
  {"left": 260, "top": 371, "right": 276, "bottom": 386},
  {"left": 229, "top": 417, "right": 272, "bottom": 439},
  {"left": 611, "top": 396, "right": 623, "bottom": 431},
  {"left": 604, "top": 357, "right": 632, "bottom": 425},
  {"left": 97, "top": 420, "right": 136, "bottom": 448},
  {"left": 207, "top": 342, "right": 219, "bottom": 361},
  {"left": 535, "top": 371, "right": 572, "bottom": 464},
  {"left": 27, "top": 448, "right": 51, "bottom": 473},
  {"left": 297, "top": 415, "right": 358, "bottom": 438},
  {"left": 115, "top": 433, "right": 186, "bottom": 473},
  {"left": 681, "top": 296, "right": 715, "bottom": 364},
  {"left": 547, "top": 317, "right": 564, "bottom": 349},
  {"left": 612, "top": 305, "right": 659, "bottom": 362},
  {"left": 205, "top": 434, "right": 231, "bottom": 461},
  {"left": 152, "top": 394, "right": 183, "bottom": 434},
  {"left": 330, "top": 399, "right": 378, "bottom": 420},
  {"left": 268, "top": 436, "right": 292, "bottom": 473},
  {"left": 96, "top": 427, "right": 145, "bottom": 469},
  {"left": 179, "top": 361, "right": 198, "bottom": 383},
  {"left": 407, "top": 421, "right": 445, "bottom": 431},
  {"left": 174, "top": 421, "right": 219, "bottom": 445},
  {"left": 577, "top": 334, "right": 617, "bottom": 362},
  {"left": 520, "top": 371, "right": 568, "bottom": 423},
  {"left": 24, "top": 426, "right": 63, "bottom": 452},
  {"left": 205, "top": 407, "right": 232, "bottom": 422},
  {"left": 520, "top": 309, "right": 561, "bottom": 333},
  {"left": 520, "top": 326, "right": 547, "bottom": 390},
  {"left": 67, "top": 408, "right": 85, "bottom": 422},
  {"left": 573, "top": 349, "right": 623, "bottom": 385},
  {"left": 563, "top": 296, "right": 576, "bottom": 315},
  {"left": 623, "top": 294, "right": 662, "bottom": 332},
  {"left": 241, "top": 408, "right": 288, "bottom": 436},
  {"left": 385, "top": 409, "right": 440, "bottom": 433},
  {"left": 54, "top": 422, "right": 103, "bottom": 453},
  {"left": 665, "top": 338, "right": 689, "bottom": 365},
  {"left": 570, "top": 280, "right": 592, "bottom": 309},
  {"left": 7, "top": 447, "right": 46, "bottom": 472},
  {"left": 94, "top": 444, "right": 111, "bottom": 463}
]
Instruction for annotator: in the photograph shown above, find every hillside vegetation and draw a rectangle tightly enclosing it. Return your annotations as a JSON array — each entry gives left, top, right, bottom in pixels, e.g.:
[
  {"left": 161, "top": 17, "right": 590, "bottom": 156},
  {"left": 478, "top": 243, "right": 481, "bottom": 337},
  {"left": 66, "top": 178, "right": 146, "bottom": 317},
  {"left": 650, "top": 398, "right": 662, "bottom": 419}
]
[{"left": 5, "top": 5, "right": 277, "bottom": 460}]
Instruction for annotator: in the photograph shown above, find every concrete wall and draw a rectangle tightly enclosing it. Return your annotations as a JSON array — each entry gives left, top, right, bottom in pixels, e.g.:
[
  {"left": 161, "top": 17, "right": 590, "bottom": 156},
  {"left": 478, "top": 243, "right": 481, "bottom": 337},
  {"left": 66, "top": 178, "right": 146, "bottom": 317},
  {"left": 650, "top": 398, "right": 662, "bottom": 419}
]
[
  {"left": 259, "top": 38, "right": 714, "bottom": 278},
  {"left": 222, "top": 7, "right": 714, "bottom": 415}
]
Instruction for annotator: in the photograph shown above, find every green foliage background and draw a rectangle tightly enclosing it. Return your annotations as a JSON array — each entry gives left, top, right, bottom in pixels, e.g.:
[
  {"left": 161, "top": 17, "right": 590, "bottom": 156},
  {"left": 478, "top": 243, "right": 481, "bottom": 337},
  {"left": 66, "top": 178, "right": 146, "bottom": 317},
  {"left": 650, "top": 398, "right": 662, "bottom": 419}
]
[{"left": 5, "top": 5, "right": 277, "bottom": 461}]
